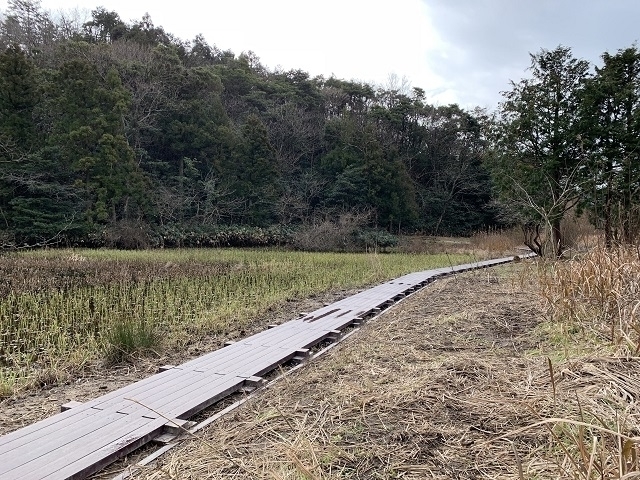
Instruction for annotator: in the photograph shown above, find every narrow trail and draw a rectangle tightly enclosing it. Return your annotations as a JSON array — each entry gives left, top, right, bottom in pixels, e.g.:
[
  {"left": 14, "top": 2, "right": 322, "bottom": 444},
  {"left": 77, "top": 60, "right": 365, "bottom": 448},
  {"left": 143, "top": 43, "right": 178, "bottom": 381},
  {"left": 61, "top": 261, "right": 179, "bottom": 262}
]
[{"left": 130, "top": 264, "right": 546, "bottom": 479}]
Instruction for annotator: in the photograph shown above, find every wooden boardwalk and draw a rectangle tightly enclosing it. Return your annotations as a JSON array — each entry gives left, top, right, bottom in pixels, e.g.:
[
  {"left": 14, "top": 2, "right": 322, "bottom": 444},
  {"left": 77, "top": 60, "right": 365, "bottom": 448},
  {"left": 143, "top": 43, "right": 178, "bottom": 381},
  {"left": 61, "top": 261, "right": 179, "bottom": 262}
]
[{"left": 0, "top": 255, "right": 530, "bottom": 479}]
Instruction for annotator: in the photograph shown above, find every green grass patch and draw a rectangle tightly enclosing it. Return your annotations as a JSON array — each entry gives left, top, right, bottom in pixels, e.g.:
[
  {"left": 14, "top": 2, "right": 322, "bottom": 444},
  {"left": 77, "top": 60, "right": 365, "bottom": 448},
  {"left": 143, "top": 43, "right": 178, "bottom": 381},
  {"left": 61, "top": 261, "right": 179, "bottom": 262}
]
[{"left": 104, "top": 318, "right": 159, "bottom": 364}]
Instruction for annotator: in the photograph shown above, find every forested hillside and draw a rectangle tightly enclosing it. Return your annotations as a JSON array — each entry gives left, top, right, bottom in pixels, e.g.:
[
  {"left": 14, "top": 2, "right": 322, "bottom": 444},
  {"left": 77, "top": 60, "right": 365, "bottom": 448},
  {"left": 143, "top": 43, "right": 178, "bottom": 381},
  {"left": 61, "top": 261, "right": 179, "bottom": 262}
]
[
  {"left": 0, "top": 2, "right": 500, "bottom": 248},
  {"left": 2, "top": 2, "right": 639, "bottom": 253}
]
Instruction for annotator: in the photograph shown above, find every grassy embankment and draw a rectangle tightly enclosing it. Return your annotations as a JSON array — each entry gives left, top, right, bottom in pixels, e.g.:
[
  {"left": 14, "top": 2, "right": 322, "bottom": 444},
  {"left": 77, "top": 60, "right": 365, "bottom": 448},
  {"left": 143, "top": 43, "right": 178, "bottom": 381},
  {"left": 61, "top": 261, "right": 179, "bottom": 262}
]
[{"left": 0, "top": 248, "right": 485, "bottom": 397}]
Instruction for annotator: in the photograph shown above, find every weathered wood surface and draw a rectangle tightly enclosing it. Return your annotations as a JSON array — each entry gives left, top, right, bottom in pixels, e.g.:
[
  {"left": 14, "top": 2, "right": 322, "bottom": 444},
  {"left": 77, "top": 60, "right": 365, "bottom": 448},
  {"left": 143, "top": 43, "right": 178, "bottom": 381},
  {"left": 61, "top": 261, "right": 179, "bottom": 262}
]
[{"left": 0, "top": 255, "right": 532, "bottom": 479}]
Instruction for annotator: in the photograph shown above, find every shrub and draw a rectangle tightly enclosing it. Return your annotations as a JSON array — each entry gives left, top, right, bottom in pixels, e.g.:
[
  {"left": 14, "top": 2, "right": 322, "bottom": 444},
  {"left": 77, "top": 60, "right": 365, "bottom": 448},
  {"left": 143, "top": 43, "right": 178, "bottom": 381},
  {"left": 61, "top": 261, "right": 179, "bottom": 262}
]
[
  {"left": 292, "top": 211, "right": 398, "bottom": 252},
  {"left": 103, "top": 220, "right": 153, "bottom": 249},
  {"left": 157, "top": 225, "right": 295, "bottom": 248},
  {"left": 352, "top": 229, "right": 398, "bottom": 251}
]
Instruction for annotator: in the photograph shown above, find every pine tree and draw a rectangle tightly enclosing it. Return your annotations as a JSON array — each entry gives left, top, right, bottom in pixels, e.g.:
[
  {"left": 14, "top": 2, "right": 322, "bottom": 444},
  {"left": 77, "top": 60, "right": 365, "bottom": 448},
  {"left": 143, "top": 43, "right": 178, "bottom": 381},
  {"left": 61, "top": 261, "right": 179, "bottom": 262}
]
[{"left": 494, "top": 46, "right": 590, "bottom": 256}]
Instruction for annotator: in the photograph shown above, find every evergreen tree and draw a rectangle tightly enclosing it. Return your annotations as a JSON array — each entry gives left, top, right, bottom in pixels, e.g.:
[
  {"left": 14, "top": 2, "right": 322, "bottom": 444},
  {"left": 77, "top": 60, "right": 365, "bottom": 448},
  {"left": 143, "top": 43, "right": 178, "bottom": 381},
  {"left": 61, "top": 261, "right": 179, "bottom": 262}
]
[
  {"left": 47, "top": 54, "right": 149, "bottom": 227},
  {"left": 222, "top": 114, "right": 281, "bottom": 226},
  {"left": 0, "top": 45, "right": 82, "bottom": 244},
  {"left": 493, "top": 46, "right": 590, "bottom": 256},
  {"left": 579, "top": 47, "right": 640, "bottom": 246}
]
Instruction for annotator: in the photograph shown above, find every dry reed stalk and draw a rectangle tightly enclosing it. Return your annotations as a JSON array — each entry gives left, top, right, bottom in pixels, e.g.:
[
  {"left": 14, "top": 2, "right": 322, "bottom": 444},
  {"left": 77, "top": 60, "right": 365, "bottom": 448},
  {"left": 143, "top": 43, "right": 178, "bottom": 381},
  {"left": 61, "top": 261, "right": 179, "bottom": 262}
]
[{"left": 539, "top": 245, "right": 640, "bottom": 355}]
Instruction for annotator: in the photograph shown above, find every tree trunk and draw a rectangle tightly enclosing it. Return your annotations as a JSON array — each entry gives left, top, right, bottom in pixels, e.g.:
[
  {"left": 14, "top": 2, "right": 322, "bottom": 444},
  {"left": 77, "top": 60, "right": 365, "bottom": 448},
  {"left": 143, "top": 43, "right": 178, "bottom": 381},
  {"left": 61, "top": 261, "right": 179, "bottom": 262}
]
[
  {"left": 604, "top": 190, "right": 613, "bottom": 249},
  {"left": 551, "top": 217, "right": 563, "bottom": 258},
  {"left": 522, "top": 223, "right": 544, "bottom": 256}
]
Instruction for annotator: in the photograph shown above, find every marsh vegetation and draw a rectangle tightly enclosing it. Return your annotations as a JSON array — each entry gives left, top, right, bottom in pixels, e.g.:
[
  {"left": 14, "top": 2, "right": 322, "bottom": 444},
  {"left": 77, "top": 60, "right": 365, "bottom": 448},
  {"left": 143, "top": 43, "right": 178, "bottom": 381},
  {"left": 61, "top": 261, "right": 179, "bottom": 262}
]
[{"left": 0, "top": 248, "right": 475, "bottom": 396}]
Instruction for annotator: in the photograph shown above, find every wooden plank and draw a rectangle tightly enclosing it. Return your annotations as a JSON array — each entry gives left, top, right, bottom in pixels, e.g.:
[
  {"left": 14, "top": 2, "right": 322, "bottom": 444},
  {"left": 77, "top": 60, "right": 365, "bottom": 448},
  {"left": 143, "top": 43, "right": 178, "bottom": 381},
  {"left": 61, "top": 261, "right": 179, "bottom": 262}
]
[
  {"left": 199, "top": 344, "right": 299, "bottom": 378},
  {"left": 163, "top": 376, "right": 247, "bottom": 419},
  {"left": 257, "top": 326, "right": 337, "bottom": 350},
  {"left": 91, "top": 331, "right": 294, "bottom": 411},
  {"left": 105, "top": 371, "right": 227, "bottom": 416},
  {"left": 0, "top": 255, "right": 531, "bottom": 480},
  {"left": 115, "top": 372, "right": 240, "bottom": 417},
  {"left": 185, "top": 343, "right": 272, "bottom": 373},
  {"left": 0, "top": 411, "right": 133, "bottom": 476},
  {"left": 0, "top": 406, "right": 103, "bottom": 452},
  {"left": 234, "top": 350, "right": 301, "bottom": 378},
  {"left": 87, "top": 367, "right": 232, "bottom": 415},
  {"left": 85, "top": 368, "right": 185, "bottom": 411},
  {"left": 108, "top": 374, "right": 244, "bottom": 421},
  {"left": 188, "top": 326, "right": 329, "bottom": 374},
  {"left": 244, "top": 319, "right": 306, "bottom": 338},
  {"left": 238, "top": 322, "right": 308, "bottom": 346},
  {"left": 34, "top": 417, "right": 166, "bottom": 480}
]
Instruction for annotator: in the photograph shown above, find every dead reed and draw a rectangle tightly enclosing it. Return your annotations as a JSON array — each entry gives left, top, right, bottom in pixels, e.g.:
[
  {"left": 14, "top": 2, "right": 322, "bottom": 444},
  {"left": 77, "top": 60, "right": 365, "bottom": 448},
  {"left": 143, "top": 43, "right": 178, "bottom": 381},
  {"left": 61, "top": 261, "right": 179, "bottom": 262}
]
[
  {"left": 539, "top": 244, "right": 640, "bottom": 355},
  {"left": 471, "top": 226, "right": 524, "bottom": 254},
  {"left": 532, "top": 244, "right": 640, "bottom": 478}
]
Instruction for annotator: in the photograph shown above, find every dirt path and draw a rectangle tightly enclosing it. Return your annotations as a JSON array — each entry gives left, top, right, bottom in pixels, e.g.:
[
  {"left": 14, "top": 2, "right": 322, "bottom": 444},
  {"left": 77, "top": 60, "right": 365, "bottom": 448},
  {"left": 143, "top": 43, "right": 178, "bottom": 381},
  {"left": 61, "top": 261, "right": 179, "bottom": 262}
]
[{"left": 128, "top": 264, "right": 555, "bottom": 479}]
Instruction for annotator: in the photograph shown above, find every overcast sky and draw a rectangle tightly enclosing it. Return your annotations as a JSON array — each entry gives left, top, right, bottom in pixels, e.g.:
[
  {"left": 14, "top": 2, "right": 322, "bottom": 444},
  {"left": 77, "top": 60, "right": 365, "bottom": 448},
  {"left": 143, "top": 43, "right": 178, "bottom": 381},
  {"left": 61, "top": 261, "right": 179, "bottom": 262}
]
[{"left": 8, "top": 0, "right": 640, "bottom": 110}]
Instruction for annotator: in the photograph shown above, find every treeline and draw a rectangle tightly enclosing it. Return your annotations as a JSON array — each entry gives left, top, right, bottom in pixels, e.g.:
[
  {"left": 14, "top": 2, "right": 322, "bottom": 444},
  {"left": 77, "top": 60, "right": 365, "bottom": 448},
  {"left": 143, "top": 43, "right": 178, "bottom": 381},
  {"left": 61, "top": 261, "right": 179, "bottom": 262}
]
[
  {"left": 6, "top": 3, "right": 633, "bottom": 255},
  {"left": 0, "top": 1, "right": 500, "bottom": 249}
]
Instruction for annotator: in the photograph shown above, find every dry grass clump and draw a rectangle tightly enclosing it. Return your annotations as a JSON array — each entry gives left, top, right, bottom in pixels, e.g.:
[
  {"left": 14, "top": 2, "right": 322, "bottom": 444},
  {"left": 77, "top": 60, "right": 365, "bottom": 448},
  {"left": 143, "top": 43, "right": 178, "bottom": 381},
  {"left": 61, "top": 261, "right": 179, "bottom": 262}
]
[
  {"left": 470, "top": 227, "right": 524, "bottom": 254},
  {"left": 507, "top": 357, "right": 640, "bottom": 479},
  {"left": 533, "top": 244, "right": 640, "bottom": 478},
  {"left": 564, "top": 359, "right": 640, "bottom": 478},
  {"left": 539, "top": 245, "right": 640, "bottom": 355},
  {"left": 398, "top": 229, "right": 523, "bottom": 257}
]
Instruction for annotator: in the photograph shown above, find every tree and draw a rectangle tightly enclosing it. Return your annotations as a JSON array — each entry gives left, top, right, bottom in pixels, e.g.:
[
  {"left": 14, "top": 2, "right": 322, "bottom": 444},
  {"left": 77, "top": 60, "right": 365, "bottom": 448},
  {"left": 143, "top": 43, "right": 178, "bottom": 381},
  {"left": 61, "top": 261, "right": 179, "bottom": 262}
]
[
  {"left": 493, "top": 46, "right": 590, "bottom": 256},
  {"left": 579, "top": 46, "right": 640, "bottom": 246},
  {"left": 83, "top": 7, "right": 127, "bottom": 44},
  {"left": 320, "top": 117, "right": 417, "bottom": 231},
  {"left": 0, "top": 7, "right": 513, "bottom": 246},
  {"left": 0, "top": 0, "right": 56, "bottom": 54},
  {"left": 0, "top": 44, "right": 36, "bottom": 145},
  {"left": 47, "top": 54, "right": 149, "bottom": 227},
  {"left": 123, "top": 13, "right": 172, "bottom": 47},
  {"left": 0, "top": 45, "right": 83, "bottom": 244},
  {"left": 221, "top": 115, "right": 281, "bottom": 226},
  {"left": 410, "top": 105, "right": 496, "bottom": 235}
]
